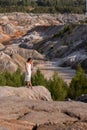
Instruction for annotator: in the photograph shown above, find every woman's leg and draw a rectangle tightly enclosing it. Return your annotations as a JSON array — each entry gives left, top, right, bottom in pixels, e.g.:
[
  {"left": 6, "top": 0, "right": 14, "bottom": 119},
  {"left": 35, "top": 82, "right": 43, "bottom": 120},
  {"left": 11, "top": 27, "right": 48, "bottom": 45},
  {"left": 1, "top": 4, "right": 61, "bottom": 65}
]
[
  {"left": 29, "top": 81, "right": 33, "bottom": 89},
  {"left": 27, "top": 81, "right": 30, "bottom": 88}
]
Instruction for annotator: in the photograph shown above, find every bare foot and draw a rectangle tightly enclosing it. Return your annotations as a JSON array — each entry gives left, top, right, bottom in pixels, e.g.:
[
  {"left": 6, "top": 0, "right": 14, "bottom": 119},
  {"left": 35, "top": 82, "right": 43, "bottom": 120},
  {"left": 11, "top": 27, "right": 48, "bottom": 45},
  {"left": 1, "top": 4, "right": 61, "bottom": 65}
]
[
  {"left": 27, "top": 86, "right": 30, "bottom": 88},
  {"left": 30, "top": 86, "right": 33, "bottom": 89}
]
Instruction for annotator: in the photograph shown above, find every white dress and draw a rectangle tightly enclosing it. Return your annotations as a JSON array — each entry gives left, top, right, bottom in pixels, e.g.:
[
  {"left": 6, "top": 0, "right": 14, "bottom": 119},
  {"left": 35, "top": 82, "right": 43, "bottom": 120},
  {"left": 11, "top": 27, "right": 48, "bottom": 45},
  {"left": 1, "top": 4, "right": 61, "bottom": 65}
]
[{"left": 25, "top": 63, "right": 31, "bottom": 82}]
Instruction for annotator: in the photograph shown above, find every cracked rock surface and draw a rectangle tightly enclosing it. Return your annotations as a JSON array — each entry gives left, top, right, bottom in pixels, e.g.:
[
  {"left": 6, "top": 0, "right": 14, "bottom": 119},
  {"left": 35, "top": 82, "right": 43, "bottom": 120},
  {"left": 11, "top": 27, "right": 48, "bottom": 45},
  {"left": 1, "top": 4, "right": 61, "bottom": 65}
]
[{"left": 0, "top": 87, "right": 87, "bottom": 130}]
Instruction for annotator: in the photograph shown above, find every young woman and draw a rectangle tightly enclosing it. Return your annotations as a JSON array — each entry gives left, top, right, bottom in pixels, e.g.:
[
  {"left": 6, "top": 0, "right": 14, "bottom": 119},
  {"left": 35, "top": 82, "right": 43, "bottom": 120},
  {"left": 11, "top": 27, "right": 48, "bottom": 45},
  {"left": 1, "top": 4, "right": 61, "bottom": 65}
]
[{"left": 25, "top": 57, "right": 33, "bottom": 88}]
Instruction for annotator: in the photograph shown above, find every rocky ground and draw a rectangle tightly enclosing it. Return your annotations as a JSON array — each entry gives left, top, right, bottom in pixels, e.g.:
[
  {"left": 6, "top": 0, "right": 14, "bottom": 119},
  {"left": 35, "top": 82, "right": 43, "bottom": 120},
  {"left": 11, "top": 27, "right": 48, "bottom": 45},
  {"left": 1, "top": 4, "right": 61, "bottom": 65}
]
[{"left": 0, "top": 86, "right": 87, "bottom": 130}]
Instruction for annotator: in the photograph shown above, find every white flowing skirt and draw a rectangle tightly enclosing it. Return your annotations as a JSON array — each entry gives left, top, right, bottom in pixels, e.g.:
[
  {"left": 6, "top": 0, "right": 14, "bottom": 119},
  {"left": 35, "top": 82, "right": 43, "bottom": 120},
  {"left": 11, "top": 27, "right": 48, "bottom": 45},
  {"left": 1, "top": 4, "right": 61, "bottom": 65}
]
[{"left": 25, "top": 72, "right": 31, "bottom": 82}]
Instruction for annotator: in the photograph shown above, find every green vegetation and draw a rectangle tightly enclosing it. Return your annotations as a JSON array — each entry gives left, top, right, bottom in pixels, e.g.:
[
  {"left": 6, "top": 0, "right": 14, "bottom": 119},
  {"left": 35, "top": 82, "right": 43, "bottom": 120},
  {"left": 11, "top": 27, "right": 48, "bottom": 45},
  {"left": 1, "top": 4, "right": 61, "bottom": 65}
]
[
  {"left": 31, "top": 69, "right": 47, "bottom": 87},
  {"left": 0, "top": 65, "right": 87, "bottom": 101},
  {"left": 0, "top": 0, "right": 85, "bottom": 13},
  {"left": 47, "top": 72, "right": 68, "bottom": 100},
  {"left": 32, "top": 70, "right": 68, "bottom": 100},
  {"left": 68, "top": 64, "right": 87, "bottom": 99},
  {"left": 0, "top": 68, "right": 25, "bottom": 87}
]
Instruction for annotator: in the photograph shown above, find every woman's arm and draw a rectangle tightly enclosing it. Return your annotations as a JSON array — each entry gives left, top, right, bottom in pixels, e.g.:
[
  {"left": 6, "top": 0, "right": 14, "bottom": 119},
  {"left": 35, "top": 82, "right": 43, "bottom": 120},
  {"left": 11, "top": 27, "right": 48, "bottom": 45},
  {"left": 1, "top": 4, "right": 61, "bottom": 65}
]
[{"left": 25, "top": 63, "right": 29, "bottom": 74}]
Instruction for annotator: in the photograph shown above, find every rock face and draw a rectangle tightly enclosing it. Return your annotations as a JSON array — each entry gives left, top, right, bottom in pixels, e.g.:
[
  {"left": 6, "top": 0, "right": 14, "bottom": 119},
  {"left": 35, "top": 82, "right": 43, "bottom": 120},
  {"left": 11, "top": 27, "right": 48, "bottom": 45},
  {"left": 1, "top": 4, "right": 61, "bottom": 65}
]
[
  {"left": 0, "top": 13, "right": 62, "bottom": 44},
  {"left": 0, "top": 43, "right": 45, "bottom": 73},
  {"left": 0, "top": 41, "right": 44, "bottom": 73},
  {"left": 0, "top": 87, "right": 87, "bottom": 130},
  {"left": 2, "top": 23, "right": 17, "bottom": 35},
  {"left": 0, "top": 86, "right": 52, "bottom": 101},
  {"left": 0, "top": 13, "right": 85, "bottom": 44},
  {"left": 34, "top": 24, "right": 87, "bottom": 71},
  {"left": 0, "top": 15, "right": 25, "bottom": 43},
  {"left": 0, "top": 51, "right": 18, "bottom": 73},
  {"left": 0, "top": 43, "right": 5, "bottom": 51},
  {"left": 4, "top": 45, "right": 44, "bottom": 60}
]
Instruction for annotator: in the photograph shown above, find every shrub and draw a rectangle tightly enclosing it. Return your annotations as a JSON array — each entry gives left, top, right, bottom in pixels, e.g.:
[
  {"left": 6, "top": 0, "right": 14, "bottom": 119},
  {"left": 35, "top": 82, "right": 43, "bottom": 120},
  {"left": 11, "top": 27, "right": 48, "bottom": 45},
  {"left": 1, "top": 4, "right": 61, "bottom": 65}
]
[
  {"left": 32, "top": 70, "right": 68, "bottom": 101},
  {"left": 31, "top": 69, "right": 47, "bottom": 87},
  {"left": 11, "top": 68, "right": 22, "bottom": 87},
  {"left": 0, "top": 72, "right": 6, "bottom": 86},
  {"left": 21, "top": 72, "right": 26, "bottom": 86},
  {"left": 0, "top": 68, "right": 25, "bottom": 87},
  {"left": 69, "top": 64, "right": 87, "bottom": 99},
  {"left": 47, "top": 71, "right": 68, "bottom": 101}
]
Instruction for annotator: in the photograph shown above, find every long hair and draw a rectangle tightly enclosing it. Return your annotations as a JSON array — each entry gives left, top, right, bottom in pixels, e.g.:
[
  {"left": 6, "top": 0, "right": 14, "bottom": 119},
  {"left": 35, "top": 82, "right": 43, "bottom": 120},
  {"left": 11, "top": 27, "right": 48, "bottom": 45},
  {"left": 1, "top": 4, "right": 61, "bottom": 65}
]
[{"left": 27, "top": 57, "right": 32, "bottom": 62}]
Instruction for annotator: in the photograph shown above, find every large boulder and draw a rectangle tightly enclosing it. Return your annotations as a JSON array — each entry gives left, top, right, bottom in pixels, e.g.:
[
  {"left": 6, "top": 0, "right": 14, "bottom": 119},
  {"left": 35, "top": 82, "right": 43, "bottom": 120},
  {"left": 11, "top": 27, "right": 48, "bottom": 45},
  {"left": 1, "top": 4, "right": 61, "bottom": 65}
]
[
  {"left": 76, "top": 94, "right": 87, "bottom": 103},
  {"left": 0, "top": 86, "right": 52, "bottom": 101}
]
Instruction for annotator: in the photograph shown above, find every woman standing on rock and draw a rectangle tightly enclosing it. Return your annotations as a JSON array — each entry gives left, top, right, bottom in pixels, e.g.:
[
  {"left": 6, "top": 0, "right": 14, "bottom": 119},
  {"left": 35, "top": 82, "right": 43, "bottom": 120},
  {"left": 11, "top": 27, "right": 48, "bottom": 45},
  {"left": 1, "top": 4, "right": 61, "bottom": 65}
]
[{"left": 25, "top": 57, "right": 33, "bottom": 89}]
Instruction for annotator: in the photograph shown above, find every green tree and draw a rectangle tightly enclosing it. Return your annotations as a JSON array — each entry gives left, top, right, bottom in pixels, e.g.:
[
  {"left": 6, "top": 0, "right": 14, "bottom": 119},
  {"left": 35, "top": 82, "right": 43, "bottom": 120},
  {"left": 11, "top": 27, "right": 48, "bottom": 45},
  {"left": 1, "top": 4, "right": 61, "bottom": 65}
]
[
  {"left": 12, "top": 68, "right": 22, "bottom": 87},
  {"left": 0, "top": 68, "right": 25, "bottom": 87},
  {"left": 3, "top": 70, "right": 14, "bottom": 86},
  {"left": 47, "top": 71, "right": 68, "bottom": 101},
  {"left": 69, "top": 64, "right": 87, "bottom": 99},
  {"left": 0, "top": 0, "right": 85, "bottom": 13},
  {"left": 0, "top": 70, "right": 14, "bottom": 86},
  {"left": 21, "top": 72, "right": 26, "bottom": 86},
  {"left": 0, "top": 72, "right": 6, "bottom": 86},
  {"left": 32, "top": 69, "right": 47, "bottom": 86}
]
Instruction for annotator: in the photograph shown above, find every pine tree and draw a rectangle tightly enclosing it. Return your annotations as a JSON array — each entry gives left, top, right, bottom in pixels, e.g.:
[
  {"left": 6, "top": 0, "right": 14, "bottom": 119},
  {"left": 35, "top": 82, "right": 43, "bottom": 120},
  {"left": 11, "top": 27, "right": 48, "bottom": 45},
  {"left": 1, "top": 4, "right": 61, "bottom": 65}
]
[
  {"left": 47, "top": 71, "right": 68, "bottom": 101},
  {"left": 32, "top": 69, "right": 47, "bottom": 86},
  {"left": 0, "top": 72, "right": 6, "bottom": 86},
  {"left": 69, "top": 64, "right": 87, "bottom": 99},
  {"left": 12, "top": 68, "right": 22, "bottom": 87}
]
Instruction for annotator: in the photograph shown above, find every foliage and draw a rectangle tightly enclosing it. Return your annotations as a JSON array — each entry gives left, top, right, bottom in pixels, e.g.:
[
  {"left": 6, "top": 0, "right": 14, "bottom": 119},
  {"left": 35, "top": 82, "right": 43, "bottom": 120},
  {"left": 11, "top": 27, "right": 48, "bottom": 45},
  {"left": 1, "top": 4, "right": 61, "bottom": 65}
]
[
  {"left": 31, "top": 69, "right": 47, "bottom": 86},
  {"left": 32, "top": 70, "right": 68, "bottom": 101},
  {"left": 0, "top": 71, "right": 7, "bottom": 86},
  {"left": 69, "top": 64, "right": 87, "bottom": 99},
  {"left": 47, "top": 72, "right": 68, "bottom": 100},
  {"left": 0, "top": 0, "right": 85, "bottom": 13},
  {"left": 0, "top": 68, "right": 25, "bottom": 87},
  {"left": 11, "top": 68, "right": 22, "bottom": 87}
]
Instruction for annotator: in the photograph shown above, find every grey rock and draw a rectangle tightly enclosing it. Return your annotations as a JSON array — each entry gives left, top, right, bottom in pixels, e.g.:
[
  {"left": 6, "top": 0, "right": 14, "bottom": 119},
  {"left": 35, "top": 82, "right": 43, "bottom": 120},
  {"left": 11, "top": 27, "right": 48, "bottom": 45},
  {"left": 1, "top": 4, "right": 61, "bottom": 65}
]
[
  {"left": 0, "top": 127, "right": 9, "bottom": 130},
  {"left": 76, "top": 94, "right": 87, "bottom": 103},
  {"left": 0, "top": 86, "right": 52, "bottom": 101},
  {"left": 0, "top": 43, "right": 5, "bottom": 51},
  {"left": 0, "top": 94, "right": 87, "bottom": 130},
  {"left": 2, "top": 23, "right": 16, "bottom": 35}
]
